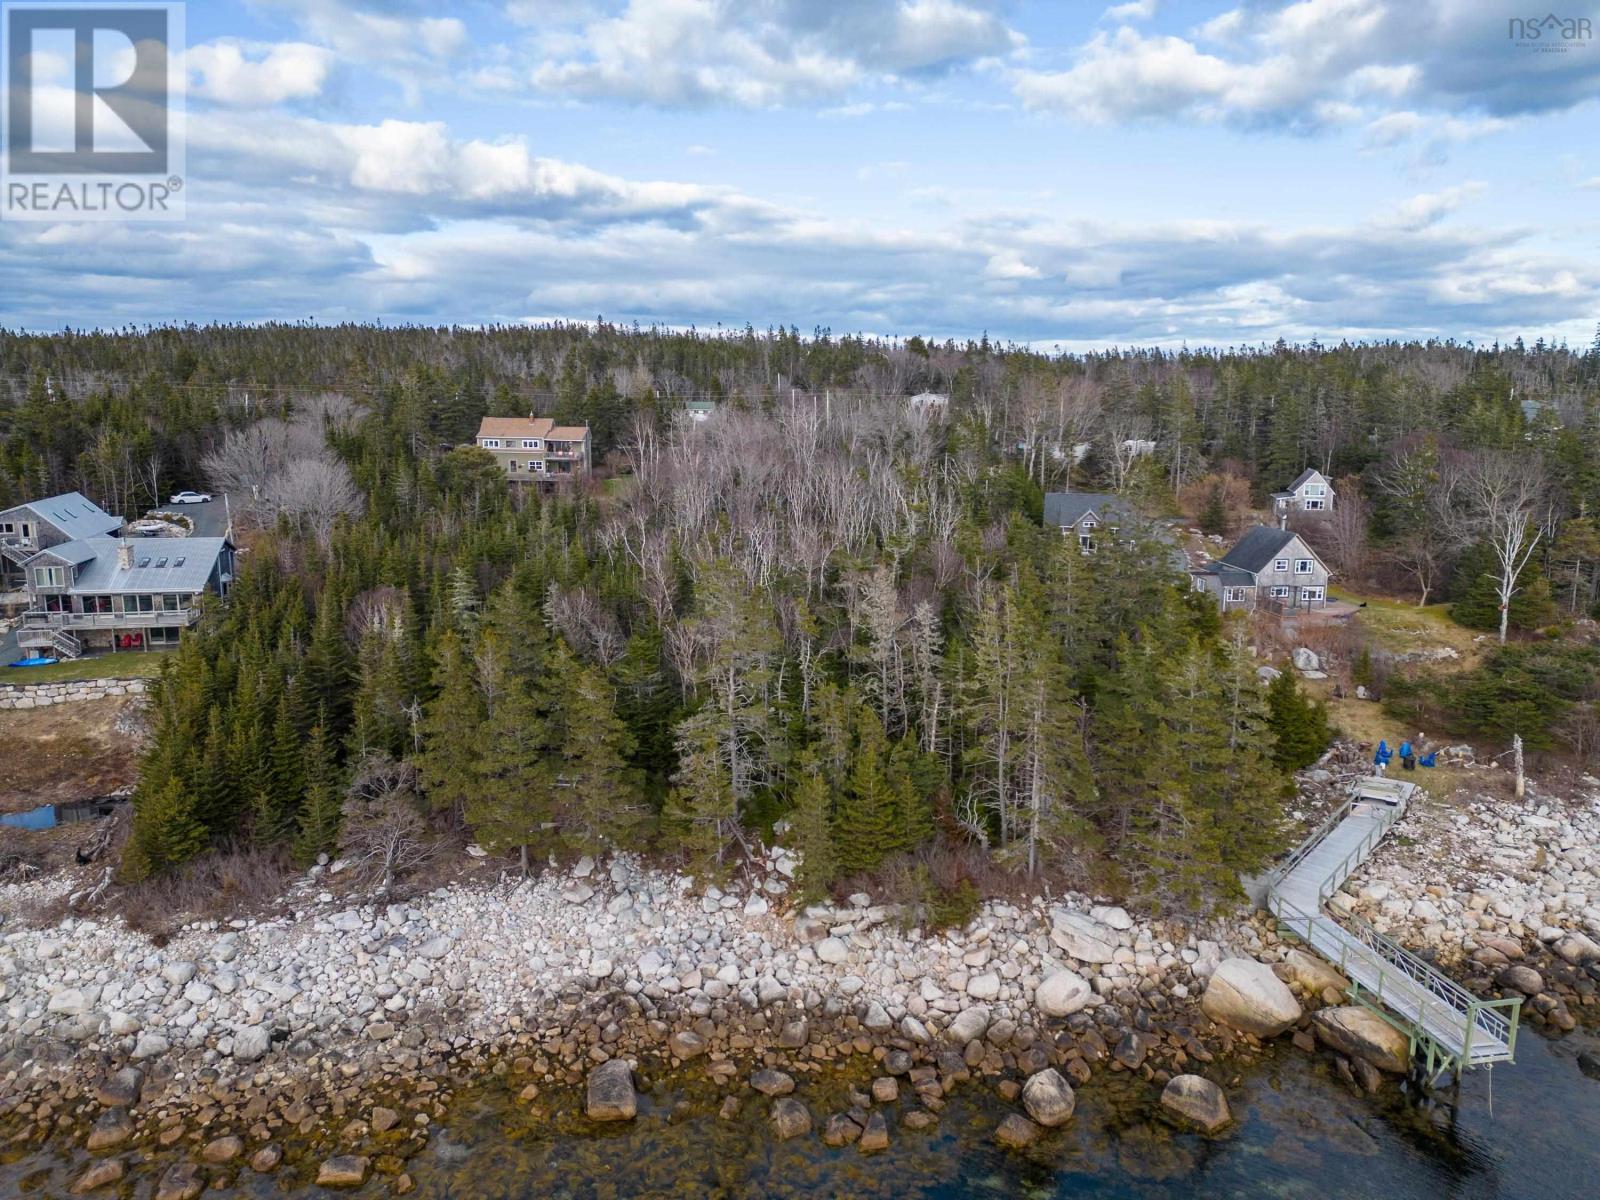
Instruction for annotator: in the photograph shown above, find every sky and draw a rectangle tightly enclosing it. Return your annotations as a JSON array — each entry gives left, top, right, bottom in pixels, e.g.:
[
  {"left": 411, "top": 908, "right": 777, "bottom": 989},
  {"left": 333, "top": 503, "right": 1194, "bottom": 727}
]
[{"left": 2, "top": 0, "right": 1599, "bottom": 349}]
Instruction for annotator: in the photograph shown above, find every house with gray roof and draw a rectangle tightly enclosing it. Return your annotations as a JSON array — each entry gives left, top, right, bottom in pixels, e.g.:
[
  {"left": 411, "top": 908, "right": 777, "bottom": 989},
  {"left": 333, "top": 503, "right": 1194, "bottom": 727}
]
[
  {"left": 1270, "top": 468, "right": 1335, "bottom": 516},
  {"left": 12, "top": 522, "right": 235, "bottom": 660},
  {"left": 0, "top": 492, "right": 123, "bottom": 591},
  {"left": 1190, "top": 525, "right": 1329, "bottom": 613},
  {"left": 1043, "top": 492, "right": 1137, "bottom": 553}
]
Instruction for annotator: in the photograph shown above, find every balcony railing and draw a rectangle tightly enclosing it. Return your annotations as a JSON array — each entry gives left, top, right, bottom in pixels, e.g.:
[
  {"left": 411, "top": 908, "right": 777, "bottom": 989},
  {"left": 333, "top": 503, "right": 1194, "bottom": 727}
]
[{"left": 21, "top": 607, "right": 199, "bottom": 631}]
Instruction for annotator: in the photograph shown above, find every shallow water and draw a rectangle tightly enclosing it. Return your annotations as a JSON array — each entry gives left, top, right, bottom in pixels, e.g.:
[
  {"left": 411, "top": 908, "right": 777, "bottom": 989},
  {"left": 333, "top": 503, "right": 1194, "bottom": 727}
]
[
  {"left": 5, "top": 1026, "right": 1598, "bottom": 1199},
  {"left": 0, "top": 797, "right": 126, "bottom": 830}
]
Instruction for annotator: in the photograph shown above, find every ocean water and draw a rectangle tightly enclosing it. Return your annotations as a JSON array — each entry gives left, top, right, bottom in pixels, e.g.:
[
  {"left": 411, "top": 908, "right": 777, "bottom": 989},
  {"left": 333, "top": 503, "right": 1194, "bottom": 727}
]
[{"left": 7, "top": 1022, "right": 1595, "bottom": 1199}]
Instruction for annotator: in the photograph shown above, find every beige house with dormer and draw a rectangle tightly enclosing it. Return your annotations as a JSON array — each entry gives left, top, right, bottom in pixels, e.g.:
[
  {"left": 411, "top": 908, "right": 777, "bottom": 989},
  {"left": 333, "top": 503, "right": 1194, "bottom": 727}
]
[{"left": 473, "top": 417, "right": 592, "bottom": 484}]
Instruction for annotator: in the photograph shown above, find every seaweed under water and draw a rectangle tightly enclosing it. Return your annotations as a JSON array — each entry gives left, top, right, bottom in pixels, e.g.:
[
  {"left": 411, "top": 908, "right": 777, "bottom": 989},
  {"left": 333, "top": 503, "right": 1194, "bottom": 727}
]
[{"left": 3, "top": 1026, "right": 1598, "bottom": 1199}]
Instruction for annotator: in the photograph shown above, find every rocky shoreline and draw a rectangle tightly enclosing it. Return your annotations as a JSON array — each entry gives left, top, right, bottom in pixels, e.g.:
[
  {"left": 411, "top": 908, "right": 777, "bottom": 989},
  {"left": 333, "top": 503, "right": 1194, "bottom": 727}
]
[{"left": 3, "top": 763, "right": 1599, "bottom": 1194}]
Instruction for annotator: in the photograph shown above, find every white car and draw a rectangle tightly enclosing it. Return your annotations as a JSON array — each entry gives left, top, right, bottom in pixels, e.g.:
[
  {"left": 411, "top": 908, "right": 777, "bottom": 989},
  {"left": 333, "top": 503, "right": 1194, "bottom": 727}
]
[{"left": 168, "top": 491, "right": 213, "bottom": 505}]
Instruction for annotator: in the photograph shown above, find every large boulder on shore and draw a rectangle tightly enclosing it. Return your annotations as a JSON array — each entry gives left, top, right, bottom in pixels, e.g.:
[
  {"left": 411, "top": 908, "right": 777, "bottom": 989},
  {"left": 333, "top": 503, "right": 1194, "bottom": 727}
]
[
  {"left": 1311, "top": 1006, "right": 1410, "bottom": 1074},
  {"left": 1020, "top": 1069, "right": 1076, "bottom": 1127},
  {"left": 1035, "top": 969, "right": 1092, "bottom": 1018},
  {"left": 1201, "top": 958, "right": 1302, "bottom": 1038},
  {"left": 1282, "top": 949, "right": 1348, "bottom": 997},
  {"left": 586, "top": 1059, "right": 638, "bottom": 1122},
  {"left": 946, "top": 1005, "right": 991, "bottom": 1045},
  {"left": 1049, "top": 911, "right": 1116, "bottom": 963},
  {"left": 1160, "top": 1074, "right": 1232, "bottom": 1132}
]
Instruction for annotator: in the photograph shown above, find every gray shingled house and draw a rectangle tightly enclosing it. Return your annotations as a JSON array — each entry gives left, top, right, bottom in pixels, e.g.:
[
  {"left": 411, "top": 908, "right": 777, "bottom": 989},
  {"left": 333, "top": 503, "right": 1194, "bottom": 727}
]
[
  {"left": 1191, "top": 525, "right": 1329, "bottom": 613},
  {"left": 1270, "top": 468, "right": 1335, "bottom": 515},
  {"left": 3, "top": 493, "right": 236, "bottom": 659},
  {"left": 1042, "top": 492, "right": 1137, "bottom": 553},
  {"left": 0, "top": 492, "right": 124, "bottom": 591}
]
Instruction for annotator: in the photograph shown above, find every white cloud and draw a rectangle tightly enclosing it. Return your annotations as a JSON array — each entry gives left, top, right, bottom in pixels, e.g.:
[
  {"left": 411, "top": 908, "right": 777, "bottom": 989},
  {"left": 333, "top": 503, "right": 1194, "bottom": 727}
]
[
  {"left": 187, "top": 40, "right": 335, "bottom": 107},
  {"left": 1015, "top": 1, "right": 1600, "bottom": 133},
  {"left": 1102, "top": 1, "right": 1157, "bottom": 21},
  {"left": 1382, "top": 181, "right": 1487, "bottom": 231},
  {"left": 262, "top": 2, "right": 466, "bottom": 101},
  {"left": 522, "top": 0, "right": 1022, "bottom": 108},
  {"left": 6, "top": 103, "right": 1595, "bottom": 351}
]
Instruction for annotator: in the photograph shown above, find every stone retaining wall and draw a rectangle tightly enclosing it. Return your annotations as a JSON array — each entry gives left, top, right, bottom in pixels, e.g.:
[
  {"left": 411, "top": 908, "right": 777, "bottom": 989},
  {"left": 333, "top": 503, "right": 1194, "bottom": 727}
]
[{"left": 0, "top": 677, "right": 148, "bottom": 709}]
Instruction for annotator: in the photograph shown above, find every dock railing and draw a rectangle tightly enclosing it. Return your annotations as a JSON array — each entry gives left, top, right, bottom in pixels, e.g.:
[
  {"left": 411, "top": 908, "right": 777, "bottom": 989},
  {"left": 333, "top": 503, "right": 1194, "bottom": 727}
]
[{"left": 1263, "top": 777, "right": 1521, "bottom": 1075}]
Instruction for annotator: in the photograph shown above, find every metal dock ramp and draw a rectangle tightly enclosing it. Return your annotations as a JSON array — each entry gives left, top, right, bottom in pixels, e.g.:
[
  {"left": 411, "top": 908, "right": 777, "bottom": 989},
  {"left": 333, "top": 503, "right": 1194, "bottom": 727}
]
[{"left": 1263, "top": 777, "right": 1521, "bottom": 1082}]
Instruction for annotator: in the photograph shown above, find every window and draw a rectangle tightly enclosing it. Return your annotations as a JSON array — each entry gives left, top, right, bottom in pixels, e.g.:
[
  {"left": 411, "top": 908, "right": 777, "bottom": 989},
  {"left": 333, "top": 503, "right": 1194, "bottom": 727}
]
[
  {"left": 1191, "top": 576, "right": 1207, "bottom": 592},
  {"left": 507, "top": 460, "right": 519, "bottom": 472},
  {"left": 1301, "top": 586, "right": 1324, "bottom": 603},
  {"left": 1269, "top": 586, "right": 1291, "bottom": 598},
  {"left": 33, "top": 565, "right": 65, "bottom": 588},
  {"left": 522, "top": 439, "right": 539, "bottom": 449},
  {"left": 1305, "top": 498, "right": 1325, "bottom": 511},
  {"left": 162, "top": 594, "right": 182, "bottom": 612},
  {"left": 1305, "top": 484, "right": 1325, "bottom": 497},
  {"left": 1273, "top": 558, "right": 1289, "bottom": 572},
  {"left": 137, "top": 557, "right": 151, "bottom": 568},
  {"left": 1079, "top": 533, "right": 1095, "bottom": 552},
  {"left": 532, "top": 460, "right": 546, "bottom": 473},
  {"left": 83, "top": 595, "right": 113, "bottom": 613},
  {"left": 481, "top": 438, "right": 501, "bottom": 449},
  {"left": 155, "top": 556, "right": 168, "bottom": 568},
  {"left": 0, "top": 522, "right": 12, "bottom": 534},
  {"left": 173, "top": 557, "right": 185, "bottom": 568},
  {"left": 1294, "top": 559, "right": 1314, "bottom": 574},
  {"left": 1225, "top": 587, "right": 1249, "bottom": 603},
  {"left": 131, "top": 594, "right": 155, "bottom": 613}
]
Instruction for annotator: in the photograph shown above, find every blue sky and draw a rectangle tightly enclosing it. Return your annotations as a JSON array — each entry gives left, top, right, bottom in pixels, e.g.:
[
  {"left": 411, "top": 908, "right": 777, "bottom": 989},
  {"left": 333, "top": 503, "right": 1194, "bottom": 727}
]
[{"left": 3, "top": 0, "right": 1599, "bottom": 348}]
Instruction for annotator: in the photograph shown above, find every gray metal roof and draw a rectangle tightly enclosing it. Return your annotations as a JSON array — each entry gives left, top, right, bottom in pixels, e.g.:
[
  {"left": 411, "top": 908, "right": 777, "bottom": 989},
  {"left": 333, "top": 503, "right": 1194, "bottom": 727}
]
[
  {"left": 1043, "top": 492, "right": 1133, "bottom": 529},
  {"left": 1284, "top": 468, "right": 1323, "bottom": 492},
  {"left": 1219, "top": 525, "right": 1300, "bottom": 573},
  {"left": 1195, "top": 562, "right": 1258, "bottom": 587},
  {"left": 0, "top": 493, "right": 122, "bottom": 540},
  {"left": 32, "top": 536, "right": 232, "bottom": 594}
]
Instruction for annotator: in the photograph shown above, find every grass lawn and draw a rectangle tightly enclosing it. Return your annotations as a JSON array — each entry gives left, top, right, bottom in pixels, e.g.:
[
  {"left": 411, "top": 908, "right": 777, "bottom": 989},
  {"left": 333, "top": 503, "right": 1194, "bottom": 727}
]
[
  {"left": 1328, "top": 586, "right": 1485, "bottom": 664},
  {"left": 0, "top": 652, "right": 169, "bottom": 685}
]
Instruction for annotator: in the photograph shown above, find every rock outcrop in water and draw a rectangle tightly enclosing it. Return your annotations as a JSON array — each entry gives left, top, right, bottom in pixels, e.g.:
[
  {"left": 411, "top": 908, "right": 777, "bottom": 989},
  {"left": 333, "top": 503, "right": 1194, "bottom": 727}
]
[
  {"left": 1160, "top": 1074, "right": 1231, "bottom": 1132},
  {"left": 586, "top": 1059, "right": 638, "bottom": 1121}
]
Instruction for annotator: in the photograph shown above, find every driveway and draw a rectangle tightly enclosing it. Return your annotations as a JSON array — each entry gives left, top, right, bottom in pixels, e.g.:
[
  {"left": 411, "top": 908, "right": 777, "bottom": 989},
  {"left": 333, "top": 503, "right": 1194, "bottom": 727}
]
[{"left": 159, "top": 496, "right": 233, "bottom": 538}]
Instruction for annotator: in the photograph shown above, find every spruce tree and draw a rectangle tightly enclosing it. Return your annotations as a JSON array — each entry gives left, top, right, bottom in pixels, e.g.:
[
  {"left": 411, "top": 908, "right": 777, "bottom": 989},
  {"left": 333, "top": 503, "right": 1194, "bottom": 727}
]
[
  {"left": 469, "top": 640, "right": 555, "bottom": 873},
  {"left": 833, "top": 704, "right": 903, "bottom": 874},
  {"left": 1265, "top": 667, "right": 1333, "bottom": 770},
  {"left": 256, "top": 688, "right": 304, "bottom": 845},
  {"left": 555, "top": 650, "right": 647, "bottom": 855},
  {"left": 1199, "top": 482, "right": 1228, "bottom": 536},
  {"left": 293, "top": 717, "right": 344, "bottom": 864},
  {"left": 415, "top": 631, "right": 486, "bottom": 822},
  {"left": 664, "top": 715, "right": 738, "bottom": 874},
  {"left": 787, "top": 752, "right": 837, "bottom": 901},
  {"left": 125, "top": 774, "right": 209, "bottom": 881}
]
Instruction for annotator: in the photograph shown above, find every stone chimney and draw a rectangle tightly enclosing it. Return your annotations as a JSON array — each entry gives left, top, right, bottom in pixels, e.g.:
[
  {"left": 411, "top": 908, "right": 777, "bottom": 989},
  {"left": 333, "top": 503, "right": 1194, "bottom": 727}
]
[{"left": 117, "top": 540, "right": 134, "bottom": 570}]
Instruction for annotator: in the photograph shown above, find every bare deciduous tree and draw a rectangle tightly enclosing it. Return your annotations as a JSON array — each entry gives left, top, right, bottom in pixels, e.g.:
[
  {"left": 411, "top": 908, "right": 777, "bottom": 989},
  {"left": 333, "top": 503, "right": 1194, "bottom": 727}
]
[
  {"left": 342, "top": 753, "right": 436, "bottom": 898},
  {"left": 1460, "top": 451, "right": 1548, "bottom": 643}
]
